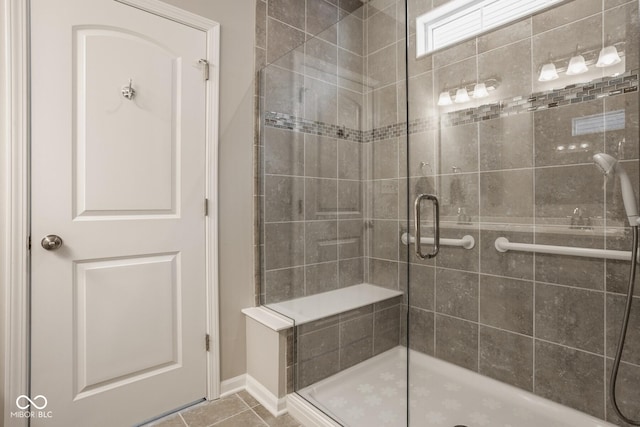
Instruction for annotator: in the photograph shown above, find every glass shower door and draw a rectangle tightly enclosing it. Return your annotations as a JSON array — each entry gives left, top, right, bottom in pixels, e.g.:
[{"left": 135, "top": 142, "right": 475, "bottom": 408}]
[{"left": 406, "top": 0, "right": 640, "bottom": 426}]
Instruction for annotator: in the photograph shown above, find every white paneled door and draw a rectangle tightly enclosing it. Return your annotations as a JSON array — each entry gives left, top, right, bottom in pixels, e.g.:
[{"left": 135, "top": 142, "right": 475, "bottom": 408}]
[{"left": 30, "top": 0, "right": 209, "bottom": 425}]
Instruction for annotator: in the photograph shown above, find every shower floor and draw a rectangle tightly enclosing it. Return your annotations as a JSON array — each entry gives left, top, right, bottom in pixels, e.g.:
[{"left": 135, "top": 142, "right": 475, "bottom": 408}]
[{"left": 298, "top": 346, "right": 614, "bottom": 427}]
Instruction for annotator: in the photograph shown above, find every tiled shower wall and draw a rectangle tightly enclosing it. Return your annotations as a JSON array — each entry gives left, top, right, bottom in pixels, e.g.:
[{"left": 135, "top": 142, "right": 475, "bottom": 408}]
[
  {"left": 401, "top": 0, "right": 640, "bottom": 425},
  {"left": 255, "top": 0, "right": 370, "bottom": 305},
  {"left": 254, "top": 0, "right": 407, "bottom": 392}
]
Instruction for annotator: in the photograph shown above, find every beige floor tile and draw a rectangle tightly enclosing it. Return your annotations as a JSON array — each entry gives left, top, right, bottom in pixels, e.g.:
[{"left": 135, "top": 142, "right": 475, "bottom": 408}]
[
  {"left": 212, "top": 409, "right": 267, "bottom": 427},
  {"left": 145, "top": 413, "right": 187, "bottom": 427},
  {"left": 180, "top": 395, "right": 249, "bottom": 427},
  {"left": 252, "top": 404, "right": 302, "bottom": 427},
  {"left": 237, "top": 390, "right": 260, "bottom": 408}
]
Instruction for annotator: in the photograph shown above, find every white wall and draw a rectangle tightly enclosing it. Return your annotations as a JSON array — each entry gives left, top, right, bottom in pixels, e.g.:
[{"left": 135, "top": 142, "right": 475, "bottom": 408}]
[{"left": 158, "top": 0, "right": 256, "bottom": 382}]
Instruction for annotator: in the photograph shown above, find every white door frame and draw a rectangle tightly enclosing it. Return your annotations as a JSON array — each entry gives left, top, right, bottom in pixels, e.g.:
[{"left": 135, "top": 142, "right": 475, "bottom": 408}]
[{"left": 1, "top": 1, "right": 221, "bottom": 425}]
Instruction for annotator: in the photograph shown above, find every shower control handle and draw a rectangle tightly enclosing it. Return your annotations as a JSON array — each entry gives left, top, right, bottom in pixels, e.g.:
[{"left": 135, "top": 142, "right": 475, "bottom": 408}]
[
  {"left": 414, "top": 194, "right": 440, "bottom": 260},
  {"left": 41, "top": 235, "right": 63, "bottom": 251}
]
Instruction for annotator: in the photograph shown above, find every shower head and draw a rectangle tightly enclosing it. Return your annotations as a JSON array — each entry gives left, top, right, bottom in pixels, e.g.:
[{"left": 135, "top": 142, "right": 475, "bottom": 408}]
[
  {"left": 593, "top": 153, "right": 640, "bottom": 226},
  {"left": 593, "top": 152, "right": 617, "bottom": 176}
]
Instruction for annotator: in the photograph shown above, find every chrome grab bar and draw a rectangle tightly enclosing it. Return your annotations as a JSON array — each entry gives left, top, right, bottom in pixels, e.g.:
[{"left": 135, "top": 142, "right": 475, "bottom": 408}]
[{"left": 414, "top": 194, "right": 440, "bottom": 260}]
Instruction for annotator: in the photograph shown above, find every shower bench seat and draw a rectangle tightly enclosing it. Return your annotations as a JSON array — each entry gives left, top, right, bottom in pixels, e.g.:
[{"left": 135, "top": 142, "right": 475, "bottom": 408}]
[
  {"left": 241, "top": 283, "right": 403, "bottom": 418},
  {"left": 263, "top": 283, "right": 403, "bottom": 325}
]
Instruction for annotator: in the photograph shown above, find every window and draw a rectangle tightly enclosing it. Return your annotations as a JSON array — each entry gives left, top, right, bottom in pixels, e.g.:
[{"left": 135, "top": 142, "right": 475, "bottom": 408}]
[{"left": 416, "top": 0, "right": 564, "bottom": 57}]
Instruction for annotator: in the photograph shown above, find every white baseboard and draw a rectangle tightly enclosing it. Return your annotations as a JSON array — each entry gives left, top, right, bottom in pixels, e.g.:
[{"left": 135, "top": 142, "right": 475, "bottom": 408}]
[
  {"left": 286, "top": 393, "right": 341, "bottom": 427},
  {"left": 221, "top": 374, "right": 339, "bottom": 427},
  {"left": 220, "top": 374, "right": 246, "bottom": 397},
  {"left": 245, "top": 375, "right": 288, "bottom": 417}
]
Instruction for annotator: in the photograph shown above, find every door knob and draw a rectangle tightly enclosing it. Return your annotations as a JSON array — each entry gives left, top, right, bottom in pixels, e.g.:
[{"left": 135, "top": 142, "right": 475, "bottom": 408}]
[{"left": 41, "top": 235, "right": 63, "bottom": 250}]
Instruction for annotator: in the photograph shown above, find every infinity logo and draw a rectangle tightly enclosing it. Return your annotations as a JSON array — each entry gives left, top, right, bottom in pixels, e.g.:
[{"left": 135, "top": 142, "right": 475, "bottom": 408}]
[{"left": 16, "top": 395, "right": 48, "bottom": 410}]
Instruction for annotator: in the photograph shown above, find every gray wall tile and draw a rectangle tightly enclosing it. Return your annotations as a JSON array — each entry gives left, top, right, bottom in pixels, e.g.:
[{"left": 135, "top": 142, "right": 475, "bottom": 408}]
[
  {"left": 305, "top": 178, "right": 338, "bottom": 220},
  {"left": 339, "top": 257, "right": 364, "bottom": 287},
  {"left": 435, "top": 315, "right": 479, "bottom": 372},
  {"left": 409, "top": 307, "right": 434, "bottom": 355},
  {"left": 607, "top": 294, "right": 640, "bottom": 365},
  {"left": 264, "top": 127, "right": 304, "bottom": 176},
  {"left": 480, "top": 229, "right": 534, "bottom": 281},
  {"left": 306, "top": 261, "right": 339, "bottom": 295},
  {"left": 534, "top": 165, "right": 605, "bottom": 224},
  {"left": 534, "top": 232, "right": 605, "bottom": 290},
  {"left": 479, "top": 112, "right": 533, "bottom": 172},
  {"left": 305, "top": 221, "right": 338, "bottom": 264},
  {"left": 535, "top": 283, "right": 604, "bottom": 353},
  {"left": 534, "top": 100, "right": 605, "bottom": 167},
  {"left": 534, "top": 341, "right": 604, "bottom": 418},
  {"left": 267, "top": 18, "right": 306, "bottom": 66},
  {"left": 305, "top": 135, "right": 338, "bottom": 178},
  {"left": 369, "top": 258, "right": 399, "bottom": 289},
  {"left": 307, "top": 0, "right": 339, "bottom": 42},
  {"left": 532, "top": 0, "right": 602, "bottom": 34},
  {"left": 477, "top": 18, "right": 531, "bottom": 53},
  {"left": 479, "top": 326, "right": 534, "bottom": 391},
  {"left": 265, "top": 175, "right": 304, "bottom": 221},
  {"left": 265, "top": 222, "right": 305, "bottom": 270},
  {"left": 480, "top": 170, "right": 534, "bottom": 223},
  {"left": 408, "top": 264, "right": 435, "bottom": 311},
  {"left": 265, "top": 267, "right": 305, "bottom": 303},
  {"left": 480, "top": 275, "right": 533, "bottom": 335},
  {"left": 606, "top": 359, "right": 640, "bottom": 426},
  {"left": 374, "top": 304, "right": 401, "bottom": 354},
  {"left": 268, "top": 0, "right": 306, "bottom": 30},
  {"left": 435, "top": 268, "right": 479, "bottom": 322},
  {"left": 366, "top": 4, "right": 396, "bottom": 55}
]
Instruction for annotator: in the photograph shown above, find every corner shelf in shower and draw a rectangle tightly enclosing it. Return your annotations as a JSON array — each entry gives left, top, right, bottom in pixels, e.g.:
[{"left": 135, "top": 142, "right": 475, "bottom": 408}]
[{"left": 264, "top": 283, "right": 403, "bottom": 326}]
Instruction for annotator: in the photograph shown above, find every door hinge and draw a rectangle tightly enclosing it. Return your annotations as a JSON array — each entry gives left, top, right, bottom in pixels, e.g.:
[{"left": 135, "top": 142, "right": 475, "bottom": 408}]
[
  {"left": 205, "top": 334, "right": 210, "bottom": 352},
  {"left": 198, "top": 59, "right": 209, "bottom": 81},
  {"left": 28, "top": 236, "right": 31, "bottom": 251},
  {"left": 205, "top": 198, "right": 209, "bottom": 216}
]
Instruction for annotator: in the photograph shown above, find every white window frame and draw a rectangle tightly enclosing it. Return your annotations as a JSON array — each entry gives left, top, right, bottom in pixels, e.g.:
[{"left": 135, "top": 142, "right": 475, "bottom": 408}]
[{"left": 416, "top": 0, "right": 567, "bottom": 58}]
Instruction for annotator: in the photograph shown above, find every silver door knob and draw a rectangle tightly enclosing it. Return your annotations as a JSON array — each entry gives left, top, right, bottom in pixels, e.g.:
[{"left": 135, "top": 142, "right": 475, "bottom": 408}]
[{"left": 41, "top": 235, "right": 63, "bottom": 250}]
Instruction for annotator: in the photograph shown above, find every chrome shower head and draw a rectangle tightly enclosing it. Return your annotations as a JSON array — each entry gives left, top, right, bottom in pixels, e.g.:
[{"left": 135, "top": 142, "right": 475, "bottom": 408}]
[
  {"left": 593, "top": 153, "right": 640, "bottom": 226},
  {"left": 593, "top": 152, "right": 617, "bottom": 176}
]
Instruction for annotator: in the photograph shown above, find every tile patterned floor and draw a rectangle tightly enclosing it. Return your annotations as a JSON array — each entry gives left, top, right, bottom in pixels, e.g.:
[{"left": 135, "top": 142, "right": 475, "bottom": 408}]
[{"left": 146, "top": 391, "right": 303, "bottom": 427}]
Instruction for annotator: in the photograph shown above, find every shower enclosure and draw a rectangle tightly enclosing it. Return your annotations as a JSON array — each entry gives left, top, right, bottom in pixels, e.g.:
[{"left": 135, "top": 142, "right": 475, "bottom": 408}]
[{"left": 255, "top": 0, "right": 640, "bottom": 425}]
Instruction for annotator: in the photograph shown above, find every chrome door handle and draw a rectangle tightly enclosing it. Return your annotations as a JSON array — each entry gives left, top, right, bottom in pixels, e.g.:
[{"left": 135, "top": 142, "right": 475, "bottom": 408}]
[
  {"left": 41, "top": 235, "right": 63, "bottom": 251},
  {"left": 414, "top": 194, "right": 440, "bottom": 260}
]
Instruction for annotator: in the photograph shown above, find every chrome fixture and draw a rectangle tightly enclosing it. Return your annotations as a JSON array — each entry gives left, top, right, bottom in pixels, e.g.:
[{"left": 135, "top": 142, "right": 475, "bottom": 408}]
[
  {"left": 121, "top": 78, "right": 136, "bottom": 100},
  {"left": 593, "top": 153, "right": 640, "bottom": 425},
  {"left": 569, "top": 207, "right": 591, "bottom": 230},
  {"left": 538, "top": 42, "right": 626, "bottom": 82},
  {"left": 437, "top": 79, "right": 500, "bottom": 106},
  {"left": 593, "top": 153, "right": 639, "bottom": 224},
  {"left": 419, "top": 161, "right": 430, "bottom": 176},
  {"left": 457, "top": 207, "right": 471, "bottom": 224},
  {"left": 41, "top": 235, "right": 63, "bottom": 251},
  {"left": 414, "top": 194, "right": 440, "bottom": 260}
]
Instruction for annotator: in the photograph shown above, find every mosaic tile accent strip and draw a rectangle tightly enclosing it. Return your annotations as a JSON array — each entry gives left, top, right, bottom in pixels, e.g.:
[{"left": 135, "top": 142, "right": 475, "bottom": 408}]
[
  {"left": 264, "top": 112, "right": 363, "bottom": 142},
  {"left": 264, "top": 70, "right": 639, "bottom": 142}
]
